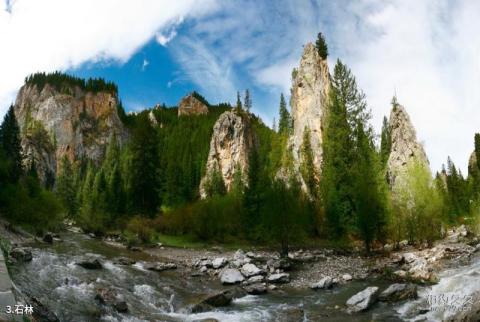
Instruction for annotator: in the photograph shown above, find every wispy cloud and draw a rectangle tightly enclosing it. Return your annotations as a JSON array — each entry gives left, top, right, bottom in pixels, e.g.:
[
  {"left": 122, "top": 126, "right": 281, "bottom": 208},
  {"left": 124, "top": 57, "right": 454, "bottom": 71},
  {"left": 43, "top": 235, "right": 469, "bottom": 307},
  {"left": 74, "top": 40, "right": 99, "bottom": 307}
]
[
  {"left": 0, "top": 0, "right": 218, "bottom": 116},
  {"left": 169, "top": 0, "right": 480, "bottom": 173}
]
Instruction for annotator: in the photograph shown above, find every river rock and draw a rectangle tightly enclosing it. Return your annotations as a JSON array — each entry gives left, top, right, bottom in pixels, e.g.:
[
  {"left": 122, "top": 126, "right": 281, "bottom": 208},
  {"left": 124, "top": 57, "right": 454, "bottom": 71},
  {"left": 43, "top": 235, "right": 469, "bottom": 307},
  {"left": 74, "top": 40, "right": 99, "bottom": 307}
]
[
  {"left": 145, "top": 262, "right": 177, "bottom": 272},
  {"left": 310, "top": 276, "right": 334, "bottom": 290},
  {"left": 346, "top": 286, "right": 379, "bottom": 313},
  {"left": 113, "top": 257, "right": 136, "bottom": 265},
  {"left": 43, "top": 232, "right": 54, "bottom": 244},
  {"left": 267, "top": 273, "right": 290, "bottom": 284},
  {"left": 95, "top": 288, "right": 128, "bottom": 313},
  {"left": 245, "top": 275, "right": 264, "bottom": 284},
  {"left": 29, "top": 295, "right": 60, "bottom": 322},
  {"left": 240, "top": 263, "right": 262, "bottom": 277},
  {"left": 220, "top": 268, "right": 244, "bottom": 284},
  {"left": 342, "top": 274, "right": 353, "bottom": 281},
  {"left": 193, "top": 319, "right": 220, "bottom": 322},
  {"left": 212, "top": 257, "right": 227, "bottom": 269},
  {"left": 244, "top": 283, "right": 267, "bottom": 295},
  {"left": 9, "top": 247, "right": 33, "bottom": 262},
  {"left": 379, "top": 283, "right": 417, "bottom": 302},
  {"left": 191, "top": 290, "right": 233, "bottom": 313},
  {"left": 76, "top": 257, "right": 102, "bottom": 269},
  {"left": 267, "top": 258, "right": 291, "bottom": 271}
]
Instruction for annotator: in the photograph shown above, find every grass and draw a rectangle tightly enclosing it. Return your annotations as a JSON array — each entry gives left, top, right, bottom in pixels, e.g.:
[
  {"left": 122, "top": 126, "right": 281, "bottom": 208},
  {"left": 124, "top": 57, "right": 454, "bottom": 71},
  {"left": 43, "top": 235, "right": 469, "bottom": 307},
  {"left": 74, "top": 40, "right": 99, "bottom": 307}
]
[{"left": 153, "top": 233, "right": 261, "bottom": 251}]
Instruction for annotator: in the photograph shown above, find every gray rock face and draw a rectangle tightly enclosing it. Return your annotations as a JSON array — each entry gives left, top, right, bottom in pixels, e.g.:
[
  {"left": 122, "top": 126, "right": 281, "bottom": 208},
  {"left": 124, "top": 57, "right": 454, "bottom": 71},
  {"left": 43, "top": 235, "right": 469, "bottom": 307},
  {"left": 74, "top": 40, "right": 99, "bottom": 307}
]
[
  {"left": 178, "top": 93, "right": 209, "bottom": 116},
  {"left": 200, "top": 111, "right": 254, "bottom": 198},
  {"left": 346, "top": 286, "right": 379, "bottom": 313},
  {"left": 289, "top": 42, "right": 330, "bottom": 190},
  {"left": 220, "top": 268, "right": 244, "bottom": 284},
  {"left": 14, "top": 83, "right": 127, "bottom": 184},
  {"left": 267, "top": 273, "right": 290, "bottom": 284},
  {"left": 379, "top": 283, "right": 417, "bottom": 302},
  {"left": 310, "top": 276, "right": 334, "bottom": 290},
  {"left": 386, "top": 104, "right": 429, "bottom": 188}
]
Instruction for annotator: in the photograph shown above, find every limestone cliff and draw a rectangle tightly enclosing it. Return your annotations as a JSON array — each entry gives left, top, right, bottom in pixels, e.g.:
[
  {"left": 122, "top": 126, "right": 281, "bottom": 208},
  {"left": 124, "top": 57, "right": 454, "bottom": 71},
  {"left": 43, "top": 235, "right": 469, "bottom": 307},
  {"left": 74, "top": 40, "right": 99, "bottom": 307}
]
[
  {"left": 199, "top": 111, "right": 254, "bottom": 198},
  {"left": 14, "top": 82, "right": 126, "bottom": 183},
  {"left": 289, "top": 42, "right": 330, "bottom": 187},
  {"left": 386, "top": 103, "right": 429, "bottom": 188},
  {"left": 178, "top": 93, "right": 209, "bottom": 117}
]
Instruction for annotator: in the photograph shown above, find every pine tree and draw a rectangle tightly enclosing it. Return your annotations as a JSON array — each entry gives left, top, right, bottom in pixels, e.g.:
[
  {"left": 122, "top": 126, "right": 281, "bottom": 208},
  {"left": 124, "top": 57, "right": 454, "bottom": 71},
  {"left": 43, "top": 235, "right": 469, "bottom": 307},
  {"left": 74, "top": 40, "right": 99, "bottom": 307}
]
[
  {"left": 300, "top": 127, "right": 318, "bottom": 197},
  {"left": 321, "top": 64, "right": 355, "bottom": 237},
  {"left": 204, "top": 167, "right": 226, "bottom": 197},
  {"left": 315, "top": 32, "right": 328, "bottom": 60},
  {"left": 56, "top": 156, "right": 77, "bottom": 216},
  {"left": 380, "top": 116, "right": 392, "bottom": 166},
  {"left": 128, "top": 114, "right": 160, "bottom": 215},
  {"left": 236, "top": 91, "right": 243, "bottom": 111},
  {"left": 244, "top": 89, "right": 252, "bottom": 112},
  {"left": 278, "top": 93, "right": 292, "bottom": 136},
  {"left": 0, "top": 105, "right": 23, "bottom": 183}
]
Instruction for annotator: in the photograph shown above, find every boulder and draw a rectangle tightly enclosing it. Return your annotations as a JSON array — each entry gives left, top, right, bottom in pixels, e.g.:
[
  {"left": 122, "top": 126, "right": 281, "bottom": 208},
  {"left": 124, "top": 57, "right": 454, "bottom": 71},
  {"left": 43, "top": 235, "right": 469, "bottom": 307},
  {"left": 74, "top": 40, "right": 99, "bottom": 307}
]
[
  {"left": 43, "top": 232, "right": 53, "bottom": 244},
  {"left": 267, "top": 273, "right": 290, "bottom": 284},
  {"left": 95, "top": 288, "right": 128, "bottom": 313},
  {"left": 75, "top": 257, "right": 102, "bottom": 269},
  {"left": 9, "top": 247, "right": 33, "bottom": 262},
  {"left": 191, "top": 290, "right": 233, "bottom": 313},
  {"left": 379, "top": 283, "right": 417, "bottom": 302},
  {"left": 145, "top": 262, "right": 177, "bottom": 272},
  {"left": 244, "top": 283, "right": 267, "bottom": 295},
  {"left": 342, "top": 274, "right": 353, "bottom": 281},
  {"left": 240, "top": 263, "right": 262, "bottom": 277},
  {"left": 220, "top": 268, "right": 244, "bottom": 284},
  {"left": 278, "top": 307, "right": 304, "bottom": 322},
  {"left": 113, "top": 257, "right": 136, "bottom": 265},
  {"left": 212, "top": 257, "right": 227, "bottom": 269},
  {"left": 266, "top": 258, "right": 292, "bottom": 271},
  {"left": 346, "top": 286, "right": 379, "bottom": 313},
  {"left": 310, "top": 276, "right": 334, "bottom": 290},
  {"left": 245, "top": 275, "right": 264, "bottom": 284}
]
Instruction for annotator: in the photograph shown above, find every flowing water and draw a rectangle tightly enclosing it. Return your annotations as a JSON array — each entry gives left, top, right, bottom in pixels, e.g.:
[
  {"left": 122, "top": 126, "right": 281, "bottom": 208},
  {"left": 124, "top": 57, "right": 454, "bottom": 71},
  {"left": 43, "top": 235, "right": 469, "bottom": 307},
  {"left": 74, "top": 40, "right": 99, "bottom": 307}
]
[{"left": 9, "top": 232, "right": 478, "bottom": 322}]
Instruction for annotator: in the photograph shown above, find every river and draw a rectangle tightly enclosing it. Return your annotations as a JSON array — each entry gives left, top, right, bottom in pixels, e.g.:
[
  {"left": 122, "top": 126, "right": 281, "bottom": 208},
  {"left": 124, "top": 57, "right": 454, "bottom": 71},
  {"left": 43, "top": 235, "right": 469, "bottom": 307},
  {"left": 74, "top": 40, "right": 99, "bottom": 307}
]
[{"left": 8, "top": 232, "right": 478, "bottom": 322}]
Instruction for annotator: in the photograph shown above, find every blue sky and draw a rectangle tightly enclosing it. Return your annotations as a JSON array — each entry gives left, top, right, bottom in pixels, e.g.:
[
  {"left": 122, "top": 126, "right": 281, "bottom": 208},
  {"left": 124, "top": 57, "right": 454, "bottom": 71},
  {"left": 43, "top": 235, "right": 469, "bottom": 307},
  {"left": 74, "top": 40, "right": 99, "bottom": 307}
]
[{"left": 2, "top": 0, "right": 480, "bottom": 174}]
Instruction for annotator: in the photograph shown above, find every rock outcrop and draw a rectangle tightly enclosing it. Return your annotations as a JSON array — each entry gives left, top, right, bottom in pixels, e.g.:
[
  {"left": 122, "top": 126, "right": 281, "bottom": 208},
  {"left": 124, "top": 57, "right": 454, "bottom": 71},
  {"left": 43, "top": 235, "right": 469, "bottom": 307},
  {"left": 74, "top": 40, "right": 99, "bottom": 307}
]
[
  {"left": 178, "top": 93, "right": 209, "bottom": 117},
  {"left": 14, "top": 82, "right": 126, "bottom": 183},
  {"left": 289, "top": 42, "right": 330, "bottom": 186},
  {"left": 199, "top": 111, "right": 254, "bottom": 198},
  {"left": 386, "top": 103, "right": 429, "bottom": 188}
]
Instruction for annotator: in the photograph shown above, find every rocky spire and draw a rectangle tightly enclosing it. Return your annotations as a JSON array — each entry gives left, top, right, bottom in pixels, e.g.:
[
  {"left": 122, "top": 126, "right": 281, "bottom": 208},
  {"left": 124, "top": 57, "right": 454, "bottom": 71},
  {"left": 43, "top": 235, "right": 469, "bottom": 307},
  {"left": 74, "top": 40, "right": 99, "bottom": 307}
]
[
  {"left": 386, "top": 103, "right": 429, "bottom": 188},
  {"left": 288, "top": 42, "right": 330, "bottom": 187},
  {"left": 199, "top": 111, "right": 254, "bottom": 198},
  {"left": 14, "top": 81, "right": 126, "bottom": 184},
  {"left": 178, "top": 92, "right": 209, "bottom": 117}
]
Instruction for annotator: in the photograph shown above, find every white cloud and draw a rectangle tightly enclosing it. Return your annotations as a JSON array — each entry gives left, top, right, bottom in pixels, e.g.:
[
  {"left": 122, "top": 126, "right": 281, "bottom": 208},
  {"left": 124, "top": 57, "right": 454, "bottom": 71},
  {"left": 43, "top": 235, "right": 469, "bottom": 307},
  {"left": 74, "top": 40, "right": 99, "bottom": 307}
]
[
  {"left": 141, "top": 58, "right": 149, "bottom": 71},
  {"left": 0, "top": 0, "right": 218, "bottom": 116},
  {"left": 171, "top": 0, "right": 480, "bottom": 174},
  {"left": 156, "top": 29, "right": 178, "bottom": 46}
]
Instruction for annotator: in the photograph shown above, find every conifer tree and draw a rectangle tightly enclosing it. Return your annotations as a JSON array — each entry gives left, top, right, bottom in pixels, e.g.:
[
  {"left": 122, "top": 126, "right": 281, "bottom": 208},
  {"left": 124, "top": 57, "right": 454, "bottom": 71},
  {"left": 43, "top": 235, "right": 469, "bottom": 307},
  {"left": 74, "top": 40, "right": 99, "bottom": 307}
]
[
  {"left": 128, "top": 114, "right": 160, "bottom": 215},
  {"left": 380, "top": 116, "right": 392, "bottom": 167},
  {"left": 300, "top": 128, "right": 318, "bottom": 197},
  {"left": 236, "top": 91, "right": 243, "bottom": 111},
  {"left": 56, "top": 156, "right": 77, "bottom": 216},
  {"left": 0, "top": 105, "right": 23, "bottom": 183},
  {"left": 244, "top": 89, "right": 252, "bottom": 112},
  {"left": 315, "top": 32, "right": 328, "bottom": 60},
  {"left": 278, "top": 93, "right": 292, "bottom": 136}
]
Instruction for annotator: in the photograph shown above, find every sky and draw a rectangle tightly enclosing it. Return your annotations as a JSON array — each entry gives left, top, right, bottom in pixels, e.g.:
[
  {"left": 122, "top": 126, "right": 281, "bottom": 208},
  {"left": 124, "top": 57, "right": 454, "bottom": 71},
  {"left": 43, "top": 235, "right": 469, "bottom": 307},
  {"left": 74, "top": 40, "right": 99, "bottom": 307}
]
[{"left": 1, "top": 0, "right": 480, "bottom": 174}]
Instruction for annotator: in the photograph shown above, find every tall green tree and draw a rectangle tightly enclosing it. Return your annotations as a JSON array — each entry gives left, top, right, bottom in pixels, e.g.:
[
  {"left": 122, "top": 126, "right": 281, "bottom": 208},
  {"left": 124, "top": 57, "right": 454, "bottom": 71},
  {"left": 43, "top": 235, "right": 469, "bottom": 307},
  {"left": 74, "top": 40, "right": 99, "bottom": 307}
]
[
  {"left": 315, "top": 32, "right": 328, "bottom": 59},
  {"left": 321, "top": 62, "right": 355, "bottom": 237},
  {"left": 56, "top": 156, "right": 77, "bottom": 216},
  {"left": 278, "top": 93, "right": 292, "bottom": 136},
  {"left": 300, "top": 128, "right": 318, "bottom": 197},
  {"left": 236, "top": 91, "right": 243, "bottom": 111},
  {"left": 380, "top": 116, "right": 392, "bottom": 167},
  {"left": 244, "top": 89, "right": 252, "bottom": 112},
  {"left": 0, "top": 105, "right": 23, "bottom": 183},
  {"left": 128, "top": 115, "right": 160, "bottom": 215}
]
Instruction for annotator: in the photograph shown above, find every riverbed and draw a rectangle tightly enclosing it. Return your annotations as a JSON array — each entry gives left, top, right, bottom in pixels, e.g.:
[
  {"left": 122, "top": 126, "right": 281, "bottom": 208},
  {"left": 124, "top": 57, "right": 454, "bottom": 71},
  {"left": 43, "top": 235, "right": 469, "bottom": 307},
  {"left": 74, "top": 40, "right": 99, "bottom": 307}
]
[{"left": 8, "top": 232, "right": 479, "bottom": 322}]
